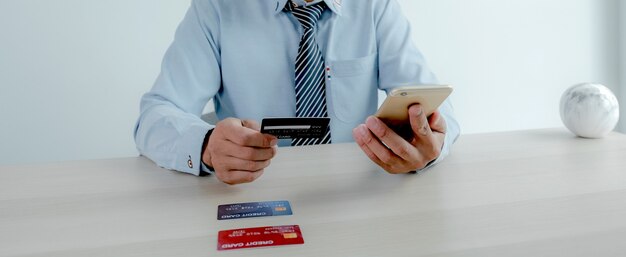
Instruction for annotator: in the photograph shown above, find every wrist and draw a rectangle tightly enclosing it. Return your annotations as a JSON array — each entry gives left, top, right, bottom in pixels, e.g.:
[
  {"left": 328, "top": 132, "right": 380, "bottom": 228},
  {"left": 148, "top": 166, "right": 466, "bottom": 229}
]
[{"left": 200, "top": 128, "right": 215, "bottom": 175}]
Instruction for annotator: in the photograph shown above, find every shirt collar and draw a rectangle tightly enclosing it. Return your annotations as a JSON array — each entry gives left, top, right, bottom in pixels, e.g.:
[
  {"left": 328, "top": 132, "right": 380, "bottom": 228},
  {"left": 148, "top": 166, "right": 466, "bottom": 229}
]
[{"left": 274, "top": 0, "right": 343, "bottom": 16}]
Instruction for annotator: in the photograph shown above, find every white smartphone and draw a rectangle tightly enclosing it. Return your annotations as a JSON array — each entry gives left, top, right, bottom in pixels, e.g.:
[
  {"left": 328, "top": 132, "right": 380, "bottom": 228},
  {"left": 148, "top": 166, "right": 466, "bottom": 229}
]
[{"left": 375, "top": 85, "right": 453, "bottom": 124}]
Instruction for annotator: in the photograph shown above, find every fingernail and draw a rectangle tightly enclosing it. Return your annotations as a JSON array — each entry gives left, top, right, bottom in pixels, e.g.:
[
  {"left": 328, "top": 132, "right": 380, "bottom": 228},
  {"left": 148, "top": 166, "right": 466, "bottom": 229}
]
[
  {"left": 269, "top": 137, "right": 278, "bottom": 146},
  {"left": 352, "top": 127, "right": 360, "bottom": 137},
  {"left": 413, "top": 105, "right": 423, "bottom": 116},
  {"left": 366, "top": 117, "right": 381, "bottom": 133},
  {"left": 357, "top": 125, "right": 368, "bottom": 137}
]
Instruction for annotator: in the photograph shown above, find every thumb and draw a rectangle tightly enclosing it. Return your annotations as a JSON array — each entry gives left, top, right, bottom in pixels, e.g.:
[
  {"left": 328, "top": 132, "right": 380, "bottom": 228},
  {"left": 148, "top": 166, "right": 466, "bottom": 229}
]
[
  {"left": 241, "top": 119, "right": 261, "bottom": 131},
  {"left": 243, "top": 119, "right": 277, "bottom": 145},
  {"left": 408, "top": 104, "right": 431, "bottom": 137}
]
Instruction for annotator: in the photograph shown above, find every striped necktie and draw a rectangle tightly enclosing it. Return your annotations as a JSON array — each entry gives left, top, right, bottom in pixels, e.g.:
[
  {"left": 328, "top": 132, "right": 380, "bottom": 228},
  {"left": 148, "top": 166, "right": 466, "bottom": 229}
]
[{"left": 286, "top": 1, "right": 332, "bottom": 146}]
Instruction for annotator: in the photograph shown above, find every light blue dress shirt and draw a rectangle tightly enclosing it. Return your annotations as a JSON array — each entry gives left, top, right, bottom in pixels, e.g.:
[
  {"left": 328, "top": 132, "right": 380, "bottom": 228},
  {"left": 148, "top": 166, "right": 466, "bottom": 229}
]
[{"left": 135, "top": 0, "right": 460, "bottom": 175}]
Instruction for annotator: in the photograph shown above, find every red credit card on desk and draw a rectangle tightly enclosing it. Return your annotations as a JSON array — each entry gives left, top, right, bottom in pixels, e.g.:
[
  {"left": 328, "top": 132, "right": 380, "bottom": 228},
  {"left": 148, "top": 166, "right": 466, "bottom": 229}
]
[{"left": 217, "top": 225, "right": 304, "bottom": 251}]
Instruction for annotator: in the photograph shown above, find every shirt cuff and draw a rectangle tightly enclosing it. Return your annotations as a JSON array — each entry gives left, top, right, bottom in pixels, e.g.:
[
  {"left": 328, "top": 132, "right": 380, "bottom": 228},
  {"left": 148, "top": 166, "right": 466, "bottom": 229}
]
[
  {"left": 171, "top": 123, "right": 212, "bottom": 176},
  {"left": 199, "top": 128, "right": 215, "bottom": 176},
  {"left": 200, "top": 163, "right": 214, "bottom": 176}
]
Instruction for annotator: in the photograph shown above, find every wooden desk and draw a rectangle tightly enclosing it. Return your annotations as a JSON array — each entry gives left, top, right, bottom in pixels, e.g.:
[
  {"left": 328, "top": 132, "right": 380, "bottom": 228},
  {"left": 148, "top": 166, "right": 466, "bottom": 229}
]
[{"left": 2, "top": 129, "right": 626, "bottom": 257}]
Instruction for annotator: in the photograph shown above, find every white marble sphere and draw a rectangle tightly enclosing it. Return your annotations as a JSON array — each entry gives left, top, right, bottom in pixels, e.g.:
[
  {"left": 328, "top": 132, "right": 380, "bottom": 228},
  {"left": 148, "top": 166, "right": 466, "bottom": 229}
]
[{"left": 560, "top": 83, "right": 620, "bottom": 138}]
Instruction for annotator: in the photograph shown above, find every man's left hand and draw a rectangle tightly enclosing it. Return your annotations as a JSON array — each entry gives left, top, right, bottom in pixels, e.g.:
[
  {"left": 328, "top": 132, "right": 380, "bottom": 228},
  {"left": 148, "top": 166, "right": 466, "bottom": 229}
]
[{"left": 352, "top": 104, "right": 446, "bottom": 174}]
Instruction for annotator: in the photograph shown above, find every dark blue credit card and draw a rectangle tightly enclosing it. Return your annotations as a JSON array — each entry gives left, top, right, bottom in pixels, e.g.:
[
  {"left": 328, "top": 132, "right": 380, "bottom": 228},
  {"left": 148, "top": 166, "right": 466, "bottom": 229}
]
[{"left": 217, "top": 200, "right": 293, "bottom": 220}]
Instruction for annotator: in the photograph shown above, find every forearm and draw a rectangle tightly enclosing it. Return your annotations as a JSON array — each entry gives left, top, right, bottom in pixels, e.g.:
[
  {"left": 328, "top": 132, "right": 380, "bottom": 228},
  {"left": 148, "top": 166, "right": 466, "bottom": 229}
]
[{"left": 134, "top": 95, "right": 213, "bottom": 175}]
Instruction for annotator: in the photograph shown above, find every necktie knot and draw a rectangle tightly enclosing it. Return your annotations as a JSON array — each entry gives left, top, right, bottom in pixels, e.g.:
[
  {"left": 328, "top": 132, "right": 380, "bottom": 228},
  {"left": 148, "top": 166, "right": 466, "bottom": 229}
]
[{"left": 287, "top": 2, "right": 327, "bottom": 30}]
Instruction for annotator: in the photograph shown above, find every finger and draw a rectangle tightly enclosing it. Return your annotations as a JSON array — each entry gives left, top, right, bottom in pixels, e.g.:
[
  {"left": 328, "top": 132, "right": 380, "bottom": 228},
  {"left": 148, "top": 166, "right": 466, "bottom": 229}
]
[
  {"left": 217, "top": 170, "right": 265, "bottom": 185},
  {"left": 364, "top": 116, "right": 419, "bottom": 162},
  {"left": 353, "top": 124, "right": 406, "bottom": 169},
  {"left": 219, "top": 140, "right": 277, "bottom": 161},
  {"left": 428, "top": 111, "right": 447, "bottom": 134},
  {"left": 221, "top": 119, "right": 276, "bottom": 148},
  {"left": 407, "top": 105, "right": 442, "bottom": 163},
  {"left": 222, "top": 156, "right": 272, "bottom": 172},
  {"left": 353, "top": 127, "right": 413, "bottom": 174},
  {"left": 408, "top": 104, "right": 433, "bottom": 139},
  {"left": 353, "top": 132, "right": 392, "bottom": 170}
]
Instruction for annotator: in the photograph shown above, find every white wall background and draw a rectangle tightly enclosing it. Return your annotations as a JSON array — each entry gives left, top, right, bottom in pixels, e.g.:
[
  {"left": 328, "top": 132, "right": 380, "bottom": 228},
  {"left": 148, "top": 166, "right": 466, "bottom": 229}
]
[
  {"left": 400, "top": 0, "right": 622, "bottom": 133},
  {"left": 0, "top": 0, "right": 622, "bottom": 165},
  {"left": 0, "top": 0, "right": 190, "bottom": 165}
]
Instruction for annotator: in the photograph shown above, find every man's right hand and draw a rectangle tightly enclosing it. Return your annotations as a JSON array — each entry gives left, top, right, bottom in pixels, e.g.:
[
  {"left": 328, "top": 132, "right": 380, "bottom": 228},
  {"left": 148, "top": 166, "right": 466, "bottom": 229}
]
[{"left": 202, "top": 118, "right": 278, "bottom": 185}]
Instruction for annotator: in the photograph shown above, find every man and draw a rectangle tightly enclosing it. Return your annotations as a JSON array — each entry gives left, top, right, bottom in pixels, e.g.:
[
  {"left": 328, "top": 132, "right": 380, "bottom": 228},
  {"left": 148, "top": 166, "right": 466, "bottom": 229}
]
[{"left": 134, "top": 0, "right": 460, "bottom": 185}]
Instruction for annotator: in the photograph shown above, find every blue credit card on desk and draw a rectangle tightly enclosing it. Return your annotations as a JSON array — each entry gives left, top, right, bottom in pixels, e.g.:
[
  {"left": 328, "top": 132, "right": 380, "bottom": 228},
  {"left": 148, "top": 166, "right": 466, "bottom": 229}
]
[
  {"left": 261, "top": 117, "right": 330, "bottom": 139},
  {"left": 217, "top": 200, "right": 293, "bottom": 220}
]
